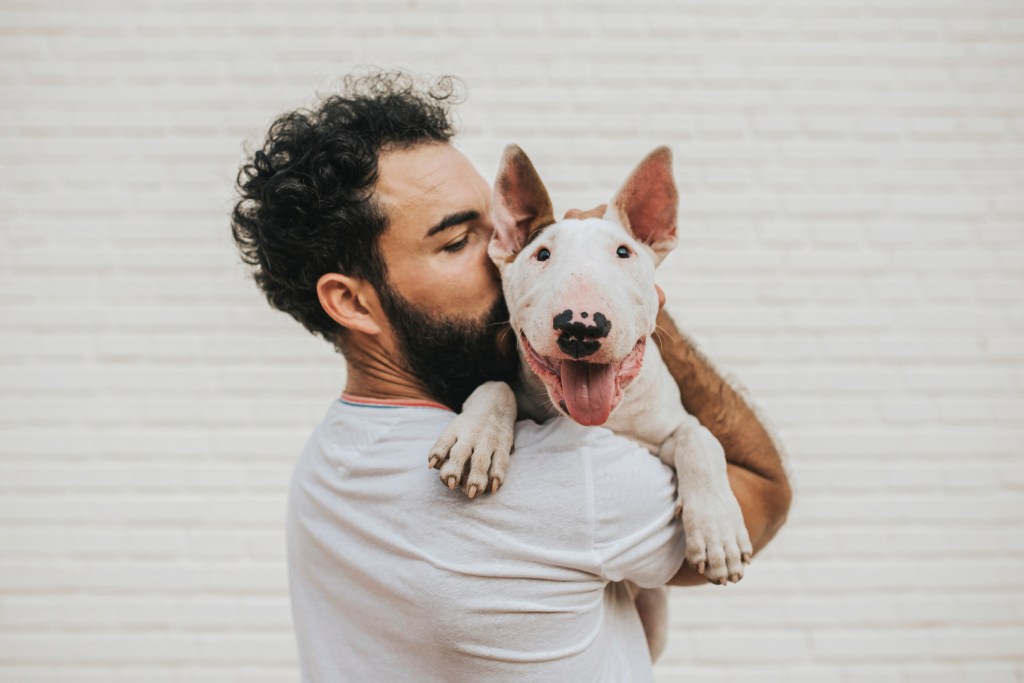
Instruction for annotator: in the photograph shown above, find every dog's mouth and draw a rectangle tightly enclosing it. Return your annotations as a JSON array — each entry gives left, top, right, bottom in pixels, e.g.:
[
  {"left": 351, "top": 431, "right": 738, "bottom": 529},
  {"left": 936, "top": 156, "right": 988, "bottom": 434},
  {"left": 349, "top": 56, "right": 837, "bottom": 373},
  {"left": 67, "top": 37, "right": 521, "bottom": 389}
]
[{"left": 520, "top": 332, "right": 646, "bottom": 426}]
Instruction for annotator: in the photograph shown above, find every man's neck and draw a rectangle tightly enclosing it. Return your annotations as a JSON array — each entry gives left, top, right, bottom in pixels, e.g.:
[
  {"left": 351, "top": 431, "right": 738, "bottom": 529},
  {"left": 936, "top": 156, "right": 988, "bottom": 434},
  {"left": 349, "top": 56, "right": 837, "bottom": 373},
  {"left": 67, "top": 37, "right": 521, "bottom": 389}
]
[{"left": 342, "top": 339, "right": 439, "bottom": 404}]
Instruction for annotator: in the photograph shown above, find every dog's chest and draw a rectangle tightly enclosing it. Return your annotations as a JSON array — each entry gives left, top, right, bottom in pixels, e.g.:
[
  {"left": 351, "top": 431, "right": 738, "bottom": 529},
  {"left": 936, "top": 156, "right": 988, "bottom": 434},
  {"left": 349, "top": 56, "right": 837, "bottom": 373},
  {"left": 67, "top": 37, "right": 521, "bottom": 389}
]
[{"left": 600, "top": 343, "right": 685, "bottom": 457}]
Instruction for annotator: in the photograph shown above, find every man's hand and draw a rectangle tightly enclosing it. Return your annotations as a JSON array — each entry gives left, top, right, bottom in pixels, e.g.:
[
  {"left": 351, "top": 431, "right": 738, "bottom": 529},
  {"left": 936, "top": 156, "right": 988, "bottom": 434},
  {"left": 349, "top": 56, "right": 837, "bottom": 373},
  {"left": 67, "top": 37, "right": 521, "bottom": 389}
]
[{"left": 563, "top": 204, "right": 607, "bottom": 221}]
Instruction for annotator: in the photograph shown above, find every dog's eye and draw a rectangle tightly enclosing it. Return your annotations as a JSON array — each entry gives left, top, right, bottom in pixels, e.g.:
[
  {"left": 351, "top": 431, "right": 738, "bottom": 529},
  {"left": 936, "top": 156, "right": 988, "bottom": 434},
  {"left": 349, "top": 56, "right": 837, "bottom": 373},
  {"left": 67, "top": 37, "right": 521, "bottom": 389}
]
[
  {"left": 536, "top": 248, "right": 551, "bottom": 262},
  {"left": 616, "top": 246, "right": 630, "bottom": 259}
]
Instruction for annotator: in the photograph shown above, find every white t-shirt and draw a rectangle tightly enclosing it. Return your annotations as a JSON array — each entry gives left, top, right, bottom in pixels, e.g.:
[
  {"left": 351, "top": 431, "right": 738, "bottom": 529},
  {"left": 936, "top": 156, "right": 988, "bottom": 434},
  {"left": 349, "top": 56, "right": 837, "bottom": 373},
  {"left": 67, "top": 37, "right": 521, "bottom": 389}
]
[{"left": 286, "top": 395, "right": 686, "bottom": 682}]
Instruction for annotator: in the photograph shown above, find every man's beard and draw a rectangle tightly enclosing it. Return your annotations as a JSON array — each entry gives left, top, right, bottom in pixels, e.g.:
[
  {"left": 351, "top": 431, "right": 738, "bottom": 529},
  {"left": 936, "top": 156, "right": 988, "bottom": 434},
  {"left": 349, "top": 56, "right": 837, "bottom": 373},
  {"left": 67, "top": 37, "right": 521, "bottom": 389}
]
[{"left": 377, "top": 286, "right": 518, "bottom": 411}]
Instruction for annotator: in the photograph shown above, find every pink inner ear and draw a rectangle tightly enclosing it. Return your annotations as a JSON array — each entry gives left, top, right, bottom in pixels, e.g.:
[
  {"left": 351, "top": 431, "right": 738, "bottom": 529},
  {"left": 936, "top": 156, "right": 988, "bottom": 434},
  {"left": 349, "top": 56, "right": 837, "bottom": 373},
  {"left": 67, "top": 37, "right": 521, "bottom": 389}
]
[
  {"left": 613, "top": 147, "right": 678, "bottom": 249},
  {"left": 490, "top": 145, "right": 554, "bottom": 259}
]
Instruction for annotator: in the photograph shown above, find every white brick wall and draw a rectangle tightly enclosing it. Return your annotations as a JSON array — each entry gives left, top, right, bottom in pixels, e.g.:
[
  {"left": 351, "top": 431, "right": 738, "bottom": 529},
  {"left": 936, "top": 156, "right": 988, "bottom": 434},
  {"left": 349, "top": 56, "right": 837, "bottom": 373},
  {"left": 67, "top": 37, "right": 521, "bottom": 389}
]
[{"left": 2, "top": 1, "right": 1022, "bottom": 680}]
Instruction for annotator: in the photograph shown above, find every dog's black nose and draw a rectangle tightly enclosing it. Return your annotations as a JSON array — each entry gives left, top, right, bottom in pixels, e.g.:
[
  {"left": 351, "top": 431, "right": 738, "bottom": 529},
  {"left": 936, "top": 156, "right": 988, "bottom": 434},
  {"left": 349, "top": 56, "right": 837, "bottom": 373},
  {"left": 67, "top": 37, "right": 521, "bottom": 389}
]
[{"left": 553, "top": 309, "right": 611, "bottom": 359}]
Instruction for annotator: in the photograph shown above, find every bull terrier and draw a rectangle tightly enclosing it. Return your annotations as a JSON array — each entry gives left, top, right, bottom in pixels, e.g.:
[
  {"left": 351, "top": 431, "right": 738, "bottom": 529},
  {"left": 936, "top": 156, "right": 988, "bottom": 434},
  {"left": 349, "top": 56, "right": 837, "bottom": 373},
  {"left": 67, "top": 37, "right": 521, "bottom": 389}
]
[{"left": 428, "top": 144, "right": 753, "bottom": 657}]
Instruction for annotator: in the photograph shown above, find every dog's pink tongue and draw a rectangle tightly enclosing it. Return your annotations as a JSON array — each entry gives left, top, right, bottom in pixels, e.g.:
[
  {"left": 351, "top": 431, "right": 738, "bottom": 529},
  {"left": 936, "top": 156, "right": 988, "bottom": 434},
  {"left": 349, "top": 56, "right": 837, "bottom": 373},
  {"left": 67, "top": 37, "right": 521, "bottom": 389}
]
[{"left": 560, "top": 360, "right": 616, "bottom": 426}]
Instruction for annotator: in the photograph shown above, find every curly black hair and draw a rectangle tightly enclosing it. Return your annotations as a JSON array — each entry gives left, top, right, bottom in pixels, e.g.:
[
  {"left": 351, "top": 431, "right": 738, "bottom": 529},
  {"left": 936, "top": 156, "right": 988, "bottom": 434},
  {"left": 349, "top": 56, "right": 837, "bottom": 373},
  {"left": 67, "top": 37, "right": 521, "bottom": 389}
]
[{"left": 230, "top": 70, "right": 463, "bottom": 351}]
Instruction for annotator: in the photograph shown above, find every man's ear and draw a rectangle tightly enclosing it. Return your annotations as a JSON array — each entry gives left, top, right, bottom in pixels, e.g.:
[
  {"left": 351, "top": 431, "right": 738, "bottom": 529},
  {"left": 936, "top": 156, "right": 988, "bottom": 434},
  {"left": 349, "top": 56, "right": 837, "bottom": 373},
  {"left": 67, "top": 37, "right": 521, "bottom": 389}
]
[
  {"left": 316, "top": 272, "right": 384, "bottom": 336},
  {"left": 488, "top": 144, "right": 556, "bottom": 265},
  {"left": 606, "top": 146, "right": 679, "bottom": 265}
]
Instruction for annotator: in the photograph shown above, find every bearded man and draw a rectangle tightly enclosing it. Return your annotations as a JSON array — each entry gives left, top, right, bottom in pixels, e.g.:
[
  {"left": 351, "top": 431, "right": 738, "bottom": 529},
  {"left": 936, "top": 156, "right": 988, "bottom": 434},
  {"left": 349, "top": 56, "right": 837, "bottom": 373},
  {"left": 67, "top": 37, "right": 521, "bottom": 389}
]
[{"left": 230, "top": 71, "right": 791, "bottom": 682}]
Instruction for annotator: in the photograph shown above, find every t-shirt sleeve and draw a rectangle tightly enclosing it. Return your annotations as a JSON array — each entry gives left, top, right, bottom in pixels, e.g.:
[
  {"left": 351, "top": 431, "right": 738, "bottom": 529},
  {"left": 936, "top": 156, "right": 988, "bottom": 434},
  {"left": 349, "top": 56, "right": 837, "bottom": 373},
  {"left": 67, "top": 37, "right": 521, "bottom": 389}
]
[{"left": 587, "top": 429, "right": 687, "bottom": 588}]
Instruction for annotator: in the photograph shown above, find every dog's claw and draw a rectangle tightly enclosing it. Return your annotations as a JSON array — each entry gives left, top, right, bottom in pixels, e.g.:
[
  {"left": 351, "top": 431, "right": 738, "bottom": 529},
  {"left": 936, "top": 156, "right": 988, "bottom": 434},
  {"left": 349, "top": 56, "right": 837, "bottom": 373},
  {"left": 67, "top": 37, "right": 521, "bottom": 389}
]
[
  {"left": 741, "top": 552, "right": 751, "bottom": 564},
  {"left": 427, "top": 383, "right": 516, "bottom": 499},
  {"left": 697, "top": 561, "right": 705, "bottom": 575}
]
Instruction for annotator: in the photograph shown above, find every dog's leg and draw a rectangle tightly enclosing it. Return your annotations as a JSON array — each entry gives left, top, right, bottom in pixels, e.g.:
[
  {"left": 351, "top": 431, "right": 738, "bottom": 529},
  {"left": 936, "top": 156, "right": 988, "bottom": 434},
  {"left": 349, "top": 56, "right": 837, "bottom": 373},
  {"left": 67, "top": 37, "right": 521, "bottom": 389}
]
[
  {"left": 662, "top": 415, "right": 753, "bottom": 585},
  {"left": 428, "top": 381, "right": 518, "bottom": 497}
]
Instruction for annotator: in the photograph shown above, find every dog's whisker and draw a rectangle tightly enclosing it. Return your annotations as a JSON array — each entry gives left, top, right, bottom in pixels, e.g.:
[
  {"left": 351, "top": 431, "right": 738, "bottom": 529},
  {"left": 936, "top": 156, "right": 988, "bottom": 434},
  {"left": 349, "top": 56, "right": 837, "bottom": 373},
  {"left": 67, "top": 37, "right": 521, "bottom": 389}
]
[
  {"left": 530, "top": 385, "right": 556, "bottom": 410},
  {"left": 495, "top": 328, "right": 517, "bottom": 352},
  {"left": 652, "top": 323, "right": 677, "bottom": 345}
]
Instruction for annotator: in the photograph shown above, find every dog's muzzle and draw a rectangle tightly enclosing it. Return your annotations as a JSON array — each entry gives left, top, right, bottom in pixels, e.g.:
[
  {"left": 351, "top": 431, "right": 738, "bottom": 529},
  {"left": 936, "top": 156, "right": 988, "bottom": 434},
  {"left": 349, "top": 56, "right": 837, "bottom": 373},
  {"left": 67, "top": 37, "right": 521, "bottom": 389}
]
[{"left": 552, "top": 309, "right": 611, "bottom": 359}]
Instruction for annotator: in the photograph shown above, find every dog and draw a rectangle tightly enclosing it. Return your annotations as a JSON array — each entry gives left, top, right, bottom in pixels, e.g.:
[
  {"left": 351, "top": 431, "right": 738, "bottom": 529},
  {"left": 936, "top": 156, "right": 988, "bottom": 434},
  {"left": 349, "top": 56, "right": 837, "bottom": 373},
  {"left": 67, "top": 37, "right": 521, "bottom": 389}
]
[{"left": 427, "top": 144, "right": 752, "bottom": 658}]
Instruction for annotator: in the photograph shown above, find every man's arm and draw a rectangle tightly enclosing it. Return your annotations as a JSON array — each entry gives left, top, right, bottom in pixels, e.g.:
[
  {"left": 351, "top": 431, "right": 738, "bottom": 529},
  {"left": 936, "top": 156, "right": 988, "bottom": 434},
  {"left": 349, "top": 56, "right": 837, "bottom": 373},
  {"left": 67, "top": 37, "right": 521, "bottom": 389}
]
[{"left": 655, "top": 309, "right": 792, "bottom": 586}]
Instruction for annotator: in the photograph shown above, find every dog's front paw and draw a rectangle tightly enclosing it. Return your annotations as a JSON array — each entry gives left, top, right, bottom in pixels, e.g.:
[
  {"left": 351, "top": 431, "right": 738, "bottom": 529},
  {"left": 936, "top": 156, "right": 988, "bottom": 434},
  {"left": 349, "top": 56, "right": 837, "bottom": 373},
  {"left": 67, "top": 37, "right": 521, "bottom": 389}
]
[
  {"left": 429, "top": 413, "right": 514, "bottom": 498},
  {"left": 676, "top": 490, "right": 753, "bottom": 586},
  {"left": 427, "top": 382, "right": 518, "bottom": 499}
]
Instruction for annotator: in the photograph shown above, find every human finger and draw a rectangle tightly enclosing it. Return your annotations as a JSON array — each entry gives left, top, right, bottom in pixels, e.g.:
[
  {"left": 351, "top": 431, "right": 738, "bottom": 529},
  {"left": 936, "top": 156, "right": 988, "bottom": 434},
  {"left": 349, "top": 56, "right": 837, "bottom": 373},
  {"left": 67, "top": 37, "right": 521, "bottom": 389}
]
[{"left": 563, "top": 203, "right": 607, "bottom": 221}]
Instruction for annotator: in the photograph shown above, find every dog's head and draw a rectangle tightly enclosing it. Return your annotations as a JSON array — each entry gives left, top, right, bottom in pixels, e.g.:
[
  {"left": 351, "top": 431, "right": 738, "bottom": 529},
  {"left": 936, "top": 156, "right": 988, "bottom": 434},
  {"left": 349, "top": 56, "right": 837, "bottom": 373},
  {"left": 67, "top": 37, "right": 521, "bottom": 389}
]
[{"left": 488, "top": 145, "right": 679, "bottom": 426}]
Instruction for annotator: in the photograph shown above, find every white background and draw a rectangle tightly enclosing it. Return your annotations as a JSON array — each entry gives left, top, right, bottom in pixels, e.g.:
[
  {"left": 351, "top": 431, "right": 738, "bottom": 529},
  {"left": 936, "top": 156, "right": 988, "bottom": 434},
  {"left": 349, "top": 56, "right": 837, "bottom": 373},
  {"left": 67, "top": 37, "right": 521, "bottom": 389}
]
[{"left": 2, "top": 1, "right": 1023, "bottom": 681}]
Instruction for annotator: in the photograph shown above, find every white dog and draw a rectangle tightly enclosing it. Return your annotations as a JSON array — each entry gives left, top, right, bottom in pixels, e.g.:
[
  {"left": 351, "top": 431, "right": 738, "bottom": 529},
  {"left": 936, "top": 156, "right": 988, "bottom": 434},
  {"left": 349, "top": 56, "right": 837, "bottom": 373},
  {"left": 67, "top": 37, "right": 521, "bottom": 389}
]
[{"left": 428, "top": 144, "right": 753, "bottom": 654}]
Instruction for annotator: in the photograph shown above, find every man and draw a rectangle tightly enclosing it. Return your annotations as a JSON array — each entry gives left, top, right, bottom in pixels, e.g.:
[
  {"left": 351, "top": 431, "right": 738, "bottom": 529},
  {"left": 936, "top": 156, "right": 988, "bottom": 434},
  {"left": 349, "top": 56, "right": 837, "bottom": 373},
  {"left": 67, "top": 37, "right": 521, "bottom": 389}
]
[{"left": 231, "top": 71, "right": 791, "bottom": 682}]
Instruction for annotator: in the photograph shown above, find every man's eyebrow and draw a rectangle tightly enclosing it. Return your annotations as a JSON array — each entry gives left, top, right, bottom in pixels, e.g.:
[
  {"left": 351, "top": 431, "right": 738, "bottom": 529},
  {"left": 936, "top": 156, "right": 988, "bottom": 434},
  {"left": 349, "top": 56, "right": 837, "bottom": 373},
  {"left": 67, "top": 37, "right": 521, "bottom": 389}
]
[{"left": 425, "top": 210, "right": 481, "bottom": 238}]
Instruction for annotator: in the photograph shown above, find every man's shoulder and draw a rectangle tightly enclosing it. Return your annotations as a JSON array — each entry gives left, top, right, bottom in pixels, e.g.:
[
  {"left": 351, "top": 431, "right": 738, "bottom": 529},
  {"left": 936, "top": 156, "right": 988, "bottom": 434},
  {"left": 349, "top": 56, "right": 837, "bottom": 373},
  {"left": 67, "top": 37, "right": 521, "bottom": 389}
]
[
  {"left": 511, "top": 417, "right": 684, "bottom": 587},
  {"left": 316, "top": 398, "right": 456, "bottom": 442},
  {"left": 295, "top": 400, "right": 667, "bottom": 499},
  {"left": 509, "top": 416, "right": 674, "bottom": 500},
  {"left": 306, "top": 399, "right": 653, "bottom": 462},
  {"left": 292, "top": 399, "right": 456, "bottom": 477},
  {"left": 512, "top": 416, "right": 653, "bottom": 462}
]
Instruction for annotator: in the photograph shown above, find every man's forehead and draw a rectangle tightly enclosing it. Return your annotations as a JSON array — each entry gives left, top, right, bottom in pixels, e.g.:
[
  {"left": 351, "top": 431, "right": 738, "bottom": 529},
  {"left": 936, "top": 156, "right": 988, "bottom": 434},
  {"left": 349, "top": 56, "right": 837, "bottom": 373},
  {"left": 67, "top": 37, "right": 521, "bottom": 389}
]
[{"left": 375, "top": 143, "right": 490, "bottom": 234}]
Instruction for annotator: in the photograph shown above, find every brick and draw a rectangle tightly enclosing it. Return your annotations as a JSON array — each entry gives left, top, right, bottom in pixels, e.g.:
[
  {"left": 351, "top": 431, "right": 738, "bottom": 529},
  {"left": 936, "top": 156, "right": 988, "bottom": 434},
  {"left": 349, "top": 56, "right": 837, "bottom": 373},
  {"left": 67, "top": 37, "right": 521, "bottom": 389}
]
[
  {"left": 689, "top": 632, "right": 809, "bottom": 664},
  {"left": 929, "top": 628, "right": 1024, "bottom": 659},
  {"left": 958, "top": 662, "right": 1019, "bottom": 683},
  {"left": 811, "top": 630, "right": 930, "bottom": 661}
]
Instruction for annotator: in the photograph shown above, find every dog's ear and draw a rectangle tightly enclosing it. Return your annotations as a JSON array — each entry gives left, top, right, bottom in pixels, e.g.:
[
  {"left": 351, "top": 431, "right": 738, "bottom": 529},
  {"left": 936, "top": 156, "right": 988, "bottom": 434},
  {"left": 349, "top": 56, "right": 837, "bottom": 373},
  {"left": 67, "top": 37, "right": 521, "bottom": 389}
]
[
  {"left": 489, "top": 144, "right": 555, "bottom": 266},
  {"left": 607, "top": 146, "right": 679, "bottom": 264}
]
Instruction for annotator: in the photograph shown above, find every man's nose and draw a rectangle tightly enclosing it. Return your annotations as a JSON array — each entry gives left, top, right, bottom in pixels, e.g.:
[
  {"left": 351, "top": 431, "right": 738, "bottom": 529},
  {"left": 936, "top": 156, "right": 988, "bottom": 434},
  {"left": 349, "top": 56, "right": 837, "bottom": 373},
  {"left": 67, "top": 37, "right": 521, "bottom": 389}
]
[{"left": 553, "top": 309, "right": 611, "bottom": 359}]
